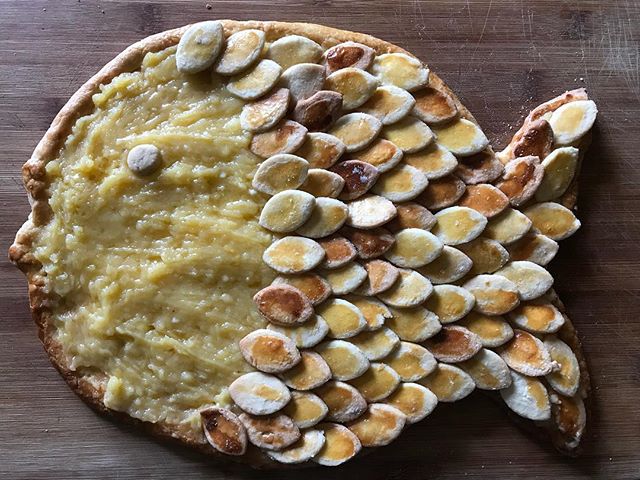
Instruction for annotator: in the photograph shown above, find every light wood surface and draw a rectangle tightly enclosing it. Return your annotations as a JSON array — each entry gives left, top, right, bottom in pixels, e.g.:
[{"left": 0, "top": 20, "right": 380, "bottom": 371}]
[{"left": 1, "top": 1, "right": 639, "bottom": 478}]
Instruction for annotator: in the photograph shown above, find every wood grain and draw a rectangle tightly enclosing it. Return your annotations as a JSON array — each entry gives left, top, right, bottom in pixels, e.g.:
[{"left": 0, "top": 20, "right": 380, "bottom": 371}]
[{"left": 1, "top": 1, "right": 639, "bottom": 479}]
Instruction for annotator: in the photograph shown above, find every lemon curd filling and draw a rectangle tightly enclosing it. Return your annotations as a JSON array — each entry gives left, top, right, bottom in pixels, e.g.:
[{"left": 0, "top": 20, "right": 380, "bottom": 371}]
[{"left": 33, "top": 46, "right": 277, "bottom": 426}]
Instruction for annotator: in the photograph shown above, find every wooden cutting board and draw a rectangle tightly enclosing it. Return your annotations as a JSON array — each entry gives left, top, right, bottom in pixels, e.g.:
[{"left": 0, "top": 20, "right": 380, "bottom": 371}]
[{"left": 1, "top": 1, "right": 639, "bottom": 478}]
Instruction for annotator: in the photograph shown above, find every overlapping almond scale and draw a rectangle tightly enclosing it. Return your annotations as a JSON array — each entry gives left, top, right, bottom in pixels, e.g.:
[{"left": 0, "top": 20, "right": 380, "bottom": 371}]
[
  {"left": 292, "top": 91, "right": 344, "bottom": 132},
  {"left": 548, "top": 99, "right": 598, "bottom": 145},
  {"left": 384, "top": 228, "right": 443, "bottom": 269},
  {"left": 346, "top": 195, "right": 397, "bottom": 229},
  {"left": 459, "top": 311, "right": 514, "bottom": 348},
  {"left": 377, "top": 268, "right": 433, "bottom": 308},
  {"left": 417, "top": 174, "right": 466, "bottom": 210},
  {"left": 544, "top": 337, "right": 581, "bottom": 397},
  {"left": 331, "top": 160, "right": 380, "bottom": 200},
  {"left": 315, "top": 340, "right": 370, "bottom": 381},
  {"left": 496, "top": 156, "right": 545, "bottom": 207},
  {"left": 279, "top": 63, "right": 327, "bottom": 103},
  {"left": 263, "top": 237, "right": 325, "bottom": 274},
  {"left": 458, "top": 348, "right": 512, "bottom": 390},
  {"left": 510, "top": 118, "right": 554, "bottom": 161},
  {"left": 384, "top": 341, "right": 437, "bottom": 382},
  {"left": 349, "top": 362, "right": 401, "bottom": 402},
  {"left": 229, "top": 372, "right": 291, "bottom": 415},
  {"left": 317, "top": 298, "right": 367, "bottom": 339},
  {"left": 372, "top": 164, "right": 430, "bottom": 202},
  {"left": 239, "top": 329, "right": 301, "bottom": 373},
  {"left": 348, "top": 327, "right": 399, "bottom": 361},
  {"left": 314, "top": 380, "right": 367, "bottom": 422},
  {"left": 227, "top": 59, "right": 282, "bottom": 100},
  {"left": 463, "top": 274, "right": 520, "bottom": 315},
  {"left": 535, "top": 147, "right": 579, "bottom": 201},
  {"left": 382, "top": 117, "right": 434, "bottom": 154},
  {"left": 371, "top": 53, "right": 430, "bottom": 92},
  {"left": 272, "top": 273, "right": 332, "bottom": 306},
  {"left": 425, "top": 285, "right": 476, "bottom": 324},
  {"left": 432, "top": 119, "right": 489, "bottom": 157},
  {"left": 499, "top": 329, "right": 557, "bottom": 376},
  {"left": 259, "top": 190, "right": 316, "bottom": 233},
  {"left": 350, "top": 139, "right": 403, "bottom": 173},
  {"left": 322, "top": 41, "right": 375, "bottom": 73},
  {"left": 283, "top": 391, "right": 329, "bottom": 429},
  {"left": 313, "top": 423, "right": 362, "bottom": 466},
  {"left": 550, "top": 394, "right": 586, "bottom": 449},
  {"left": 343, "top": 227, "right": 395, "bottom": 259},
  {"left": 240, "top": 87, "right": 290, "bottom": 133},
  {"left": 296, "top": 197, "right": 348, "bottom": 239},
  {"left": 280, "top": 350, "right": 333, "bottom": 391},
  {"left": 412, "top": 87, "right": 459, "bottom": 125},
  {"left": 458, "top": 237, "right": 509, "bottom": 275},
  {"left": 496, "top": 261, "right": 554, "bottom": 301},
  {"left": 300, "top": 169, "right": 345, "bottom": 198},
  {"left": 455, "top": 149, "right": 504, "bottom": 185},
  {"left": 347, "top": 403, "right": 407, "bottom": 447},
  {"left": 200, "top": 407, "right": 247, "bottom": 456},
  {"left": 215, "top": 29, "right": 265, "bottom": 75},
  {"left": 432, "top": 206, "right": 487, "bottom": 246},
  {"left": 417, "top": 246, "right": 473, "bottom": 284},
  {"left": 386, "top": 307, "right": 441, "bottom": 342},
  {"left": 253, "top": 284, "right": 314, "bottom": 325},
  {"left": 267, "top": 35, "right": 324, "bottom": 70},
  {"left": 329, "top": 113, "right": 382, "bottom": 152},
  {"left": 506, "top": 233, "right": 559, "bottom": 266},
  {"left": 239, "top": 413, "right": 301, "bottom": 451},
  {"left": 356, "top": 257, "right": 401, "bottom": 297},
  {"left": 423, "top": 325, "right": 482, "bottom": 363},
  {"left": 523, "top": 202, "right": 581, "bottom": 241},
  {"left": 458, "top": 184, "right": 509, "bottom": 218},
  {"left": 176, "top": 22, "right": 224, "bottom": 73},
  {"left": 387, "top": 202, "right": 436, "bottom": 232},
  {"left": 325, "top": 68, "right": 379, "bottom": 110},
  {"left": 251, "top": 122, "right": 308, "bottom": 159},
  {"left": 318, "top": 236, "right": 357, "bottom": 269},
  {"left": 296, "top": 132, "right": 346, "bottom": 169},
  {"left": 268, "top": 315, "right": 330, "bottom": 349},
  {"left": 484, "top": 208, "right": 533, "bottom": 245},
  {"left": 404, "top": 143, "right": 458, "bottom": 179},
  {"left": 360, "top": 85, "right": 416, "bottom": 125},
  {"left": 252, "top": 153, "right": 309, "bottom": 194},
  {"left": 322, "top": 262, "right": 368, "bottom": 295},
  {"left": 267, "top": 429, "right": 326, "bottom": 464},
  {"left": 507, "top": 300, "right": 565, "bottom": 334},
  {"left": 500, "top": 370, "right": 551, "bottom": 421},
  {"left": 418, "top": 363, "right": 475, "bottom": 402},
  {"left": 384, "top": 382, "right": 438, "bottom": 424},
  {"left": 344, "top": 295, "right": 392, "bottom": 331}
]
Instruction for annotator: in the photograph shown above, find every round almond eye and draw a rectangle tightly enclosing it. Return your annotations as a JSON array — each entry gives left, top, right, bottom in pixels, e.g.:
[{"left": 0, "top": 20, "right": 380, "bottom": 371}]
[{"left": 126, "top": 144, "right": 162, "bottom": 176}]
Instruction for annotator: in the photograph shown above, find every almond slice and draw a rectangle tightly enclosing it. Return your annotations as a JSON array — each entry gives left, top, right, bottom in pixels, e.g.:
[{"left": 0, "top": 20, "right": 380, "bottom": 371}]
[
  {"left": 348, "top": 403, "right": 406, "bottom": 447},
  {"left": 323, "top": 41, "right": 375, "bottom": 73},
  {"left": 296, "top": 132, "right": 346, "bottom": 169},
  {"left": 252, "top": 153, "right": 309, "bottom": 194},
  {"left": 126, "top": 144, "right": 162, "bottom": 176},
  {"left": 360, "top": 85, "right": 416, "bottom": 125},
  {"left": 250, "top": 121, "right": 308, "bottom": 159},
  {"left": 325, "top": 67, "right": 379, "bottom": 110},
  {"left": 424, "top": 325, "right": 482, "bottom": 362},
  {"left": 229, "top": 372, "right": 291, "bottom": 415},
  {"left": 272, "top": 274, "right": 332, "bottom": 306},
  {"left": 227, "top": 59, "right": 282, "bottom": 100},
  {"left": 372, "top": 164, "right": 430, "bottom": 202},
  {"left": 548, "top": 99, "right": 598, "bottom": 145},
  {"left": 382, "top": 117, "right": 434, "bottom": 153},
  {"left": 315, "top": 340, "right": 370, "bottom": 381},
  {"left": 455, "top": 149, "right": 504, "bottom": 184},
  {"left": 349, "top": 363, "right": 401, "bottom": 402},
  {"left": 459, "top": 348, "right": 512, "bottom": 390},
  {"left": 280, "top": 350, "right": 333, "bottom": 391},
  {"left": 356, "top": 259, "right": 400, "bottom": 295},
  {"left": 200, "top": 407, "right": 247, "bottom": 456},
  {"left": 404, "top": 142, "right": 458, "bottom": 179},
  {"left": 331, "top": 160, "right": 380, "bottom": 200},
  {"left": 283, "top": 391, "right": 329, "bottom": 429},
  {"left": 241, "top": 87, "right": 290, "bottom": 133},
  {"left": 417, "top": 245, "right": 473, "bottom": 284},
  {"left": 314, "top": 380, "right": 367, "bottom": 422},
  {"left": 499, "top": 329, "right": 557, "bottom": 376},
  {"left": 267, "top": 35, "right": 323, "bottom": 70},
  {"left": 239, "top": 413, "right": 300, "bottom": 451},
  {"left": 319, "top": 236, "right": 357, "bottom": 269},
  {"left": 544, "top": 337, "right": 581, "bottom": 397},
  {"left": 343, "top": 227, "right": 395, "bottom": 259},
  {"left": 314, "top": 423, "right": 362, "bottom": 466},
  {"left": 297, "top": 197, "right": 348, "bottom": 239},
  {"left": 432, "top": 119, "right": 489, "bottom": 157},
  {"left": 214, "top": 29, "right": 265, "bottom": 75},
  {"left": 176, "top": 21, "right": 224, "bottom": 74},
  {"left": 425, "top": 285, "right": 476, "bottom": 324},
  {"left": 346, "top": 194, "right": 397, "bottom": 229},
  {"left": 384, "top": 341, "right": 437, "bottom": 381},
  {"left": 500, "top": 371, "right": 551, "bottom": 421},
  {"left": 511, "top": 118, "right": 554, "bottom": 161},
  {"left": 387, "top": 202, "right": 436, "bottom": 232},
  {"left": 348, "top": 327, "right": 400, "bottom": 361},
  {"left": 496, "top": 261, "right": 554, "bottom": 301},
  {"left": 239, "top": 329, "right": 301, "bottom": 373},
  {"left": 253, "top": 284, "right": 314, "bottom": 326},
  {"left": 279, "top": 63, "right": 327, "bottom": 102},
  {"left": 377, "top": 268, "right": 433, "bottom": 308},
  {"left": 508, "top": 300, "right": 565, "bottom": 334},
  {"left": 329, "top": 112, "right": 382, "bottom": 152},
  {"left": 384, "top": 383, "right": 438, "bottom": 424},
  {"left": 384, "top": 228, "right": 443, "bottom": 268},
  {"left": 506, "top": 233, "right": 559, "bottom": 266},
  {"left": 463, "top": 274, "right": 520, "bottom": 315},
  {"left": 523, "top": 202, "right": 581, "bottom": 241},
  {"left": 386, "top": 307, "right": 441, "bottom": 342},
  {"left": 458, "top": 184, "right": 509, "bottom": 218},
  {"left": 418, "top": 363, "right": 475, "bottom": 402},
  {"left": 263, "top": 236, "right": 325, "bottom": 274},
  {"left": 343, "top": 295, "right": 392, "bottom": 331},
  {"left": 457, "top": 237, "right": 509, "bottom": 275},
  {"left": 292, "top": 90, "right": 343, "bottom": 132},
  {"left": 551, "top": 394, "right": 586, "bottom": 449},
  {"left": 417, "top": 174, "right": 466, "bottom": 210},
  {"left": 317, "top": 298, "right": 367, "bottom": 339},
  {"left": 300, "top": 169, "right": 345, "bottom": 198},
  {"left": 459, "top": 311, "right": 514, "bottom": 348},
  {"left": 496, "top": 156, "right": 545, "bottom": 207},
  {"left": 267, "top": 429, "right": 326, "bottom": 464},
  {"left": 322, "top": 262, "right": 368, "bottom": 295},
  {"left": 259, "top": 190, "right": 316, "bottom": 233},
  {"left": 484, "top": 208, "right": 532, "bottom": 245},
  {"left": 351, "top": 138, "right": 403, "bottom": 173},
  {"left": 267, "top": 315, "right": 330, "bottom": 349},
  {"left": 412, "top": 87, "right": 459, "bottom": 125},
  {"left": 371, "top": 53, "right": 429, "bottom": 91},
  {"left": 536, "top": 147, "right": 579, "bottom": 201},
  {"left": 432, "top": 206, "right": 487, "bottom": 245}
]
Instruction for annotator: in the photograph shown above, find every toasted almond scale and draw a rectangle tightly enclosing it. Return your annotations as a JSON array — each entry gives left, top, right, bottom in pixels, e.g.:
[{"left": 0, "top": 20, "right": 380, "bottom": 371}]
[
  {"left": 424, "top": 325, "right": 482, "bottom": 363},
  {"left": 348, "top": 403, "right": 406, "bottom": 447},
  {"left": 536, "top": 147, "right": 579, "bottom": 201},
  {"left": 329, "top": 112, "right": 382, "bottom": 152},
  {"left": 484, "top": 208, "right": 532, "bottom": 245},
  {"left": 176, "top": 21, "right": 224, "bottom": 74},
  {"left": 323, "top": 41, "right": 375, "bottom": 73},
  {"left": 215, "top": 29, "right": 265, "bottom": 75},
  {"left": 292, "top": 90, "right": 343, "bottom": 132},
  {"left": 377, "top": 268, "right": 433, "bottom": 308},
  {"left": 267, "top": 35, "right": 323, "bottom": 70},
  {"left": 322, "top": 262, "right": 368, "bottom": 295},
  {"left": 418, "top": 363, "right": 475, "bottom": 402},
  {"left": 371, "top": 53, "right": 430, "bottom": 91},
  {"left": 458, "top": 184, "right": 509, "bottom": 218},
  {"left": 356, "top": 259, "right": 400, "bottom": 296},
  {"left": 272, "top": 273, "right": 332, "bottom": 306},
  {"left": 279, "top": 63, "right": 326, "bottom": 102},
  {"left": 314, "top": 380, "right": 368, "bottom": 423},
  {"left": 253, "top": 284, "right": 314, "bottom": 326},
  {"left": 551, "top": 394, "right": 586, "bottom": 447},
  {"left": 200, "top": 407, "right": 247, "bottom": 456},
  {"left": 301, "top": 170, "right": 345, "bottom": 199},
  {"left": 463, "top": 274, "right": 521, "bottom": 316},
  {"left": 280, "top": 351, "right": 332, "bottom": 391},
  {"left": 548, "top": 99, "right": 598, "bottom": 145},
  {"left": 332, "top": 160, "right": 380, "bottom": 201},
  {"left": 349, "top": 362, "right": 401, "bottom": 402},
  {"left": 239, "top": 412, "right": 300, "bottom": 451},
  {"left": 351, "top": 138, "right": 404, "bottom": 173},
  {"left": 346, "top": 194, "right": 397, "bottom": 229},
  {"left": 459, "top": 348, "right": 512, "bottom": 390},
  {"left": 297, "top": 197, "right": 348, "bottom": 239},
  {"left": 417, "top": 245, "right": 473, "bottom": 284},
  {"left": 239, "top": 329, "right": 301, "bottom": 373},
  {"left": 384, "top": 341, "right": 437, "bottom": 381},
  {"left": 425, "top": 285, "right": 475, "bottom": 324},
  {"left": 325, "top": 67, "right": 379, "bottom": 110},
  {"left": 296, "top": 132, "right": 346, "bottom": 169},
  {"left": 241, "top": 87, "right": 290, "bottom": 133},
  {"left": 283, "top": 391, "right": 329, "bottom": 429},
  {"left": 372, "top": 164, "right": 430, "bottom": 202},
  {"left": 319, "top": 236, "right": 357, "bottom": 269},
  {"left": 227, "top": 59, "right": 282, "bottom": 100},
  {"left": 496, "top": 260, "right": 554, "bottom": 301},
  {"left": 544, "top": 337, "right": 581, "bottom": 397},
  {"left": 252, "top": 153, "right": 309, "bottom": 194},
  {"left": 459, "top": 311, "right": 514, "bottom": 348},
  {"left": 500, "top": 329, "right": 557, "bottom": 376},
  {"left": 524, "top": 202, "right": 581, "bottom": 241},
  {"left": 317, "top": 298, "right": 367, "bottom": 339},
  {"left": 267, "top": 315, "right": 330, "bottom": 349},
  {"left": 412, "top": 86, "right": 459, "bottom": 125},
  {"left": 263, "top": 236, "right": 325, "bottom": 274},
  {"left": 314, "top": 423, "right": 362, "bottom": 466},
  {"left": 229, "top": 372, "right": 291, "bottom": 415},
  {"left": 458, "top": 237, "right": 509, "bottom": 275},
  {"left": 500, "top": 370, "right": 551, "bottom": 421},
  {"left": 259, "top": 190, "right": 316, "bottom": 233},
  {"left": 348, "top": 327, "right": 399, "bottom": 361},
  {"left": 343, "top": 227, "right": 395, "bottom": 259},
  {"left": 418, "top": 174, "right": 466, "bottom": 210},
  {"left": 506, "top": 233, "right": 559, "bottom": 266},
  {"left": 432, "top": 206, "right": 487, "bottom": 246},
  {"left": 511, "top": 118, "right": 554, "bottom": 161},
  {"left": 387, "top": 202, "right": 436, "bottom": 232},
  {"left": 315, "top": 340, "right": 370, "bottom": 381},
  {"left": 384, "top": 228, "right": 443, "bottom": 269},
  {"left": 250, "top": 121, "right": 308, "bottom": 159},
  {"left": 404, "top": 142, "right": 458, "bottom": 179},
  {"left": 432, "top": 118, "right": 489, "bottom": 157},
  {"left": 496, "top": 156, "right": 545, "bottom": 207},
  {"left": 384, "top": 383, "right": 438, "bottom": 424},
  {"left": 508, "top": 300, "right": 565, "bottom": 334},
  {"left": 267, "top": 429, "right": 326, "bottom": 464},
  {"left": 455, "top": 149, "right": 504, "bottom": 184},
  {"left": 386, "top": 307, "right": 441, "bottom": 342},
  {"left": 382, "top": 117, "right": 434, "bottom": 153},
  {"left": 343, "top": 295, "right": 392, "bottom": 331},
  {"left": 361, "top": 85, "right": 416, "bottom": 125}
]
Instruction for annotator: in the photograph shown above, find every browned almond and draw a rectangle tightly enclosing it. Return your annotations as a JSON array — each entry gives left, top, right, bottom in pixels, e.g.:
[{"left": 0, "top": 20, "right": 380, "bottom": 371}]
[
  {"left": 300, "top": 169, "right": 345, "bottom": 198},
  {"left": 273, "top": 274, "right": 332, "bottom": 306},
  {"left": 455, "top": 149, "right": 504, "bottom": 185},
  {"left": 511, "top": 118, "right": 554, "bottom": 160},
  {"left": 292, "top": 90, "right": 343, "bottom": 132},
  {"left": 387, "top": 202, "right": 436, "bottom": 232},
  {"left": 358, "top": 259, "right": 400, "bottom": 295},
  {"left": 350, "top": 138, "right": 403, "bottom": 173},
  {"left": 412, "top": 87, "right": 459, "bottom": 125},
  {"left": 319, "top": 236, "right": 357, "bottom": 269},
  {"left": 330, "top": 160, "right": 380, "bottom": 200},
  {"left": 423, "top": 325, "right": 483, "bottom": 363},
  {"left": 347, "top": 403, "right": 406, "bottom": 447},
  {"left": 250, "top": 120, "right": 308, "bottom": 158},
  {"left": 417, "top": 174, "right": 466, "bottom": 210},
  {"left": 551, "top": 394, "right": 586, "bottom": 444},
  {"left": 314, "top": 380, "right": 368, "bottom": 423},
  {"left": 253, "top": 284, "right": 314, "bottom": 326},
  {"left": 458, "top": 184, "right": 509, "bottom": 218},
  {"left": 496, "top": 156, "right": 544, "bottom": 207},
  {"left": 280, "top": 351, "right": 332, "bottom": 390},
  {"left": 323, "top": 41, "right": 375, "bottom": 73},
  {"left": 342, "top": 226, "right": 395, "bottom": 259},
  {"left": 239, "top": 329, "right": 301, "bottom": 373},
  {"left": 240, "top": 87, "right": 290, "bottom": 133},
  {"left": 313, "top": 423, "right": 362, "bottom": 466},
  {"left": 296, "top": 132, "right": 346, "bottom": 169},
  {"left": 201, "top": 407, "right": 247, "bottom": 456},
  {"left": 499, "top": 329, "right": 556, "bottom": 376},
  {"left": 239, "top": 413, "right": 301, "bottom": 451}
]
